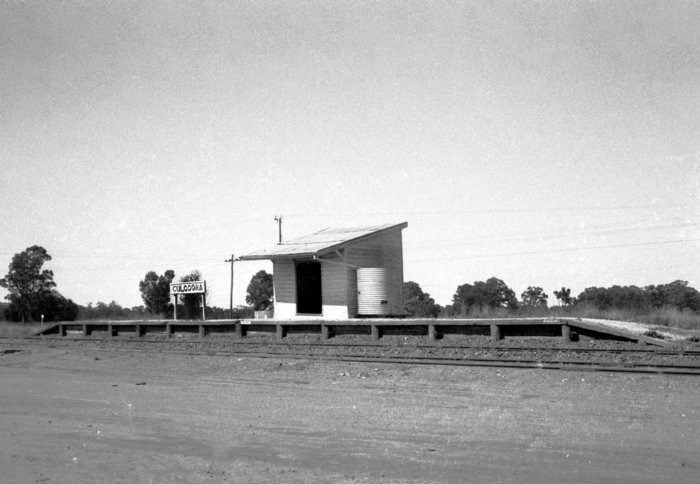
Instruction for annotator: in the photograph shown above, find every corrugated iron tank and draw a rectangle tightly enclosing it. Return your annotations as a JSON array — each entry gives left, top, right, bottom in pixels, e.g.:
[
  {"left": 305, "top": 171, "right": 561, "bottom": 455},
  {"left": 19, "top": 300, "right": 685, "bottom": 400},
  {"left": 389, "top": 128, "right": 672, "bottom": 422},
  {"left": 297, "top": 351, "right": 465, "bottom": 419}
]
[{"left": 357, "top": 267, "right": 398, "bottom": 316}]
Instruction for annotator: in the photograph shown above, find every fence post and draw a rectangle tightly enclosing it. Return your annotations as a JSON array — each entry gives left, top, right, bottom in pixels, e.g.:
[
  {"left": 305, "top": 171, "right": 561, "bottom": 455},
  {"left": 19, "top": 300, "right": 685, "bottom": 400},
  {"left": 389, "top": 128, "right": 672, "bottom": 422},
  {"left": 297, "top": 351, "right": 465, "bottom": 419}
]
[
  {"left": 490, "top": 324, "right": 501, "bottom": 342},
  {"left": 561, "top": 324, "right": 571, "bottom": 343}
]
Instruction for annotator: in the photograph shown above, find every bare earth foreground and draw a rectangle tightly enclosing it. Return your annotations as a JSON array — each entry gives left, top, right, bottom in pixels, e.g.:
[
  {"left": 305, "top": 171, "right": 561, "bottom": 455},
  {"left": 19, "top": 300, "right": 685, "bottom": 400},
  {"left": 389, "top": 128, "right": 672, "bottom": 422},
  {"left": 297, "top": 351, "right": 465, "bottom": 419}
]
[{"left": 1, "top": 345, "right": 699, "bottom": 483}]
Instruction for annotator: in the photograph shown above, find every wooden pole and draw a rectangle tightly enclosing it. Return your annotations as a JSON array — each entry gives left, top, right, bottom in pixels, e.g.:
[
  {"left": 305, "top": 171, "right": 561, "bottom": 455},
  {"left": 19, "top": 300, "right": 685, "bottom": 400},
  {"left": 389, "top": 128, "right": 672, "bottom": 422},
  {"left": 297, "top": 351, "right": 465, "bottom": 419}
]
[
  {"left": 202, "top": 293, "right": 206, "bottom": 320},
  {"left": 428, "top": 323, "right": 436, "bottom": 341},
  {"left": 173, "top": 295, "right": 177, "bottom": 320},
  {"left": 230, "top": 255, "right": 234, "bottom": 319},
  {"left": 490, "top": 324, "right": 501, "bottom": 342},
  {"left": 561, "top": 324, "right": 571, "bottom": 343},
  {"left": 275, "top": 215, "right": 283, "bottom": 244}
]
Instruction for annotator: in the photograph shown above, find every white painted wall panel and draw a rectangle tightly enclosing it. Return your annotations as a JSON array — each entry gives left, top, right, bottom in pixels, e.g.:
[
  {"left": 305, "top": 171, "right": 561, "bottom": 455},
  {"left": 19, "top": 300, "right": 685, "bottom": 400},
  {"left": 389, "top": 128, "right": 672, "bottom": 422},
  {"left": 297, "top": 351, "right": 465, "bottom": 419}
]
[
  {"left": 320, "top": 253, "right": 349, "bottom": 318},
  {"left": 346, "top": 230, "right": 404, "bottom": 316},
  {"left": 270, "top": 227, "right": 405, "bottom": 319},
  {"left": 272, "top": 260, "right": 296, "bottom": 319},
  {"left": 274, "top": 301, "right": 296, "bottom": 320},
  {"left": 321, "top": 304, "right": 348, "bottom": 320}
]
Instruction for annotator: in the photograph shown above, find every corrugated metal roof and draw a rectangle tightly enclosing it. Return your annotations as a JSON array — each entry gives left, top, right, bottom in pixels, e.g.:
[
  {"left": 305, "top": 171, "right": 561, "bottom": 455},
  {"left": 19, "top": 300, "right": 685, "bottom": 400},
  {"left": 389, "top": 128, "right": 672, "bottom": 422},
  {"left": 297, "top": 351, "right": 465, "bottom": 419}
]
[{"left": 239, "top": 222, "right": 407, "bottom": 261}]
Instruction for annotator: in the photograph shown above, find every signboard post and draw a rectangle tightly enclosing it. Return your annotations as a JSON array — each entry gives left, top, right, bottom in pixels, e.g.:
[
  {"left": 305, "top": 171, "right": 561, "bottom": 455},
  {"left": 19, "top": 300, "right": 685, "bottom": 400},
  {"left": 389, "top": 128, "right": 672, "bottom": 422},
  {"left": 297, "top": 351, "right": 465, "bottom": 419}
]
[{"left": 170, "top": 281, "right": 207, "bottom": 320}]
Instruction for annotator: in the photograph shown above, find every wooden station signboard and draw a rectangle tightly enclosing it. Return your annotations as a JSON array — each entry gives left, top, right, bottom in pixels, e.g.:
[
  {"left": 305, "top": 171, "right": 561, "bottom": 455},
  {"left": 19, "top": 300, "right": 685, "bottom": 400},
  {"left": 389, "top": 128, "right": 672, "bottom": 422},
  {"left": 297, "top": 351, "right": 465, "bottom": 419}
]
[{"left": 170, "top": 281, "right": 207, "bottom": 320}]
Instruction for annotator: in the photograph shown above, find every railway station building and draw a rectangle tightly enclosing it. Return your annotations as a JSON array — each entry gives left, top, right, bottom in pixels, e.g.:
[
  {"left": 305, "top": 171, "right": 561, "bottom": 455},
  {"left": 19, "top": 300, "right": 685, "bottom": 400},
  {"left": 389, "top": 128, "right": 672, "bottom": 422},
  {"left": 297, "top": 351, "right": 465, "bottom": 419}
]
[{"left": 239, "top": 222, "right": 407, "bottom": 320}]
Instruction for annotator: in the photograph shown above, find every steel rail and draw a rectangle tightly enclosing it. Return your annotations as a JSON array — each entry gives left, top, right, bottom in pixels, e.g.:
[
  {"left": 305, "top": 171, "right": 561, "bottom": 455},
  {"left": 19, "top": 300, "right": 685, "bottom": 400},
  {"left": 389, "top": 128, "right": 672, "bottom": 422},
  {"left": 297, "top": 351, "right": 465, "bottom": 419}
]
[
  {"left": 6, "top": 334, "right": 700, "bottom": 356},
  {"left": 3, "top": 334, "right": 700, "bottom": 356},
  {"left": 3, "top": 338, "right": 700, "bottom": 376}
]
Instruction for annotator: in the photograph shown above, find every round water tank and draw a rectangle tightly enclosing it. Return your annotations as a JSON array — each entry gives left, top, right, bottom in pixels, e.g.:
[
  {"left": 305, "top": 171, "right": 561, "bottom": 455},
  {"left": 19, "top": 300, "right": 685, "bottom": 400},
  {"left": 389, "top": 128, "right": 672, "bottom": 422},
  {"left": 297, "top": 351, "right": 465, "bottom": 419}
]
[{"left": 357, "top": 268, "right": 390, "bottom": 316}]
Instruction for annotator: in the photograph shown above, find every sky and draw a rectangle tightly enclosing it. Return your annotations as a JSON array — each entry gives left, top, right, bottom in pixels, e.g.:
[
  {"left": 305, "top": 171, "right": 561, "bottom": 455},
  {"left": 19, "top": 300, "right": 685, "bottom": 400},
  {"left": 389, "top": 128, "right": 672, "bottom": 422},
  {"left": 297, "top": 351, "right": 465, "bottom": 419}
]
[{"left": 1, "top": 1, "right": 699, "bottom": 310}]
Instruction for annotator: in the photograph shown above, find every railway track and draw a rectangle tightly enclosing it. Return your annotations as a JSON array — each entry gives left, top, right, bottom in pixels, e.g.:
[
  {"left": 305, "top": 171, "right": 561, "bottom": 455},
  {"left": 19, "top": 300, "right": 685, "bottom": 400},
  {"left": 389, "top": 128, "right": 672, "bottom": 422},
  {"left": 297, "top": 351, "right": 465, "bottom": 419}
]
[
  {"left": 3, "top": 336, "right": 700, "bottom": 376},
  {"left": 11, "top": 335, "right": 700, "bottom": 358}
]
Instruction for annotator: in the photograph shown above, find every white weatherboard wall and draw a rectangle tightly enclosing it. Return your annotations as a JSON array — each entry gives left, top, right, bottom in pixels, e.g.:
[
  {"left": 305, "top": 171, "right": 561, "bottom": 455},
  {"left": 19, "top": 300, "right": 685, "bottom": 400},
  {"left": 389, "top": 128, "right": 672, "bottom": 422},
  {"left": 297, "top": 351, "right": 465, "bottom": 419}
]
[
  {"left": 272, "top": 260, "right": 296, "bottom": 319},
  {"left": 269, "top": 228, "right": 405, "bottom": 319},
  {"left": 345, "top": 230, "right": 404, "bottom": 317},
  {"left": 273, "top": 256, "right": 351, "bottom": 319},
  {"left": 320, "top": 252, "right": 349, "bottom": 320}
]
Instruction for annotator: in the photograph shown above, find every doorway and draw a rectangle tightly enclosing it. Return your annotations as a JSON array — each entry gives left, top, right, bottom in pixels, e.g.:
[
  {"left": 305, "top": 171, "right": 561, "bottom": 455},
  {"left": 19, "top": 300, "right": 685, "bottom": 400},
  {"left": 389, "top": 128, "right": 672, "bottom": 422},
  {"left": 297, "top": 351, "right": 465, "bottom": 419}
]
[{"left": 296, "top": 261, "right": 322, "bottom": 315}]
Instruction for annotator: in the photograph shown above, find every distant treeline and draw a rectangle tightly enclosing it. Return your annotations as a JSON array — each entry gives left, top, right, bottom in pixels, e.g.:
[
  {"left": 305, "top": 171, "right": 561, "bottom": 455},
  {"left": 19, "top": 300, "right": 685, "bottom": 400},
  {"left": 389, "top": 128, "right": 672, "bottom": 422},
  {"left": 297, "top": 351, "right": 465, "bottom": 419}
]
[
  {"left": 574, "top": 281, "right": 700, "bottom": 313},
  {"left": 403, "top": 279, "right": 700, "bottom": 328},
  {"left": 2, "top": 280, "right": 699, "bottom": 323},
  {"left": 0, "top": 300, "right": 254, "bottom": 322},
  {"left": 75, "top": 301, "right": 254, "bottom": 321},
  {"left": 442, "top": 279, "right": 700, "bottom": 316},
  {"left": 4, "top": 246, "right": 698, "bottom": 329}
]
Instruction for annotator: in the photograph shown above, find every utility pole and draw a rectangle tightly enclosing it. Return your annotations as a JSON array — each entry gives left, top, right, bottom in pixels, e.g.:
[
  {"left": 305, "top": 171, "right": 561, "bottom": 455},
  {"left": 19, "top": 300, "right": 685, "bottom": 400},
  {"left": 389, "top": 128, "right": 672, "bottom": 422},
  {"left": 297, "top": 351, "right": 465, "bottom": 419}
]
[
  {"left": 225, "top": 254, "right": 234, "bottom": 319},
  {"left": 274, "top": 215, "right": 283, "bottom": 244}
]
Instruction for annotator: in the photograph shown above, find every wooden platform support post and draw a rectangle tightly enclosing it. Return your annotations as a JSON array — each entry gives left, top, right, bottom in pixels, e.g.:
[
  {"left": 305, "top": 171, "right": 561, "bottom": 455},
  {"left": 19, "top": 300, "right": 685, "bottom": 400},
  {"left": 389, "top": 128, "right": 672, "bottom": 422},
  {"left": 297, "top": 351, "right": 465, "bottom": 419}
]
[
  {"left": 235, "top": 322, "right": 245, "bottom": 338},
  {"left": 199, "top": 325, "right": 208, "bottom": 338},
  {"left": 108, "top": 324, "right": 116, "bottom": 337},
  {"left": 428, "top": 323, "right": 436, "bottom": 341},
  {"left": 561, "top": 324, "right": 571, "bottom": 343},
  {"left": 321, "top": 324, "right": 330, "bottom": 339},
  {"left": 82, "top": 324, "right": 91, "bottom": 337},
  {"left": 166, "top": 323, "right": 173, "bottom": 338},
  {"left": 371, "top": 324, "right": 380, "bottom": 341},
  {"left": 276, "top": 324, "right": 286, "bottom": 340},
  {"left": 490, "top": 324, "right": 502, "bottom": 342},
  {"left": 134, "top": 323, "right": 142, "bottom": 338},
  {"left": 59, "top": 324, "right": 66, "bottom": 337}
]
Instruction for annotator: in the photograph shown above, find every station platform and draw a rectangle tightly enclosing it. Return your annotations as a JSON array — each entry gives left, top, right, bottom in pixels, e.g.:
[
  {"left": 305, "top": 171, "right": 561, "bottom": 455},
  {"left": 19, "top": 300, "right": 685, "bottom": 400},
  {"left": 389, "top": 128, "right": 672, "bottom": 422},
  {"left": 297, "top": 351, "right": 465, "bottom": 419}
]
[{"left": 33, "top": 317, "right": 672, "bottom": 347}]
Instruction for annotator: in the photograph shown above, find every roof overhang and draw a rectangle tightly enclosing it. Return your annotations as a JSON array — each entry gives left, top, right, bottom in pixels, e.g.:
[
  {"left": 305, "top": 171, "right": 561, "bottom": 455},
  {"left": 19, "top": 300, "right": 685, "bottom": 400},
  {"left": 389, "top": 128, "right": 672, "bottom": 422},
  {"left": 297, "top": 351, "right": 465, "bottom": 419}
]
[{"left": 239, "top": 222, "right": 407, "bottom": 261}]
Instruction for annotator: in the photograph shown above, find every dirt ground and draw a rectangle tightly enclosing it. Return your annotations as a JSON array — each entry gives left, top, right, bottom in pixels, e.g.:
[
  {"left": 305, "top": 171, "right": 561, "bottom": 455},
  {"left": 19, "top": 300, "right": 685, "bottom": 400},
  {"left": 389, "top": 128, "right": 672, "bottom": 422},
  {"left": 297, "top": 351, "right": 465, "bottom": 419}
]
[{"left": 1, "top": 345, "right": 699, "bottom": 483}]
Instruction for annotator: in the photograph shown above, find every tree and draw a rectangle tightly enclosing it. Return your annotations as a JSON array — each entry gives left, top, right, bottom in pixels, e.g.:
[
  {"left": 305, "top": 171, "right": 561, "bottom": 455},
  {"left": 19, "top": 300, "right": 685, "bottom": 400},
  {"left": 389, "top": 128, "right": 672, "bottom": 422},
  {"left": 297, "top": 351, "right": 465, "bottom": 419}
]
[
  {"left": 452, "top": 277, "right": 518, "bottom": 315},
  {"left": 521, "top": 286, "right": 549, "bottom": 307},
  {"left": 33, "top": 290, "right": 79, "bottom": 322},
  {"left": 78, "top": 302, "right": 146, "bottom": 321},
  {"left": 139, "top": 270, "right": 175, "bottom": 317},
  {"left": 0, "top": 246, "right": 56, "bottom": 323},
  {"left": 573, "top": 282, "right": 700, "bottom": 314},
  {"left": 403, "top": 281, "right": 441, "bottom": 317},
  {"left": 576, "top": 285, "right": 649, "bottom": 311},
  {"left": 246, "top": 270, "right": 274, "bottom": 310},
  {"left": 553, "top": 287, "right": 573, "bottom": 306},
  {"left": 203, "top": 305, "right": 254, "bottom": 319},
  {"left": 178, "top": 270, "right": 206, "bottom": 319},
  {"left": 646, "top": 280, "right": 700, "bottom": 313}
]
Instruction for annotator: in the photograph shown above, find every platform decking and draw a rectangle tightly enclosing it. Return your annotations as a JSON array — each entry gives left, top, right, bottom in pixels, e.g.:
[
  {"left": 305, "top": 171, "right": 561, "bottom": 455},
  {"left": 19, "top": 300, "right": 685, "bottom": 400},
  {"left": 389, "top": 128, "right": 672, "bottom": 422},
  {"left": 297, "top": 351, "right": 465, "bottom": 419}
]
[{"left": 31, "top": 317, "right": 672, "bottom": 347}]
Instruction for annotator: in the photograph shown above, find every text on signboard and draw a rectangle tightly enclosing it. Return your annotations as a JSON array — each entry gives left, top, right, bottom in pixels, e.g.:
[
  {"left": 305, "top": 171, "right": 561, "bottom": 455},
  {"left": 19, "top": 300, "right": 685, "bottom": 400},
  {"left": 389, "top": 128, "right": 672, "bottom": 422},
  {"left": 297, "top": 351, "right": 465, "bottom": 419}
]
[{"left": 170, "top": 281, "right": 206, "bottom": 294}]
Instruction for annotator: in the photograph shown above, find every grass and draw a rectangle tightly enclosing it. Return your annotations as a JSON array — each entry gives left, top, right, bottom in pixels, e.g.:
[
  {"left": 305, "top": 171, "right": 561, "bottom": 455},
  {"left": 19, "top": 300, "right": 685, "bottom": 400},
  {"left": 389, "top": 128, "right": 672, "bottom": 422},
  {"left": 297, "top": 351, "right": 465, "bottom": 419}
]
[
  {"left": 445, "top": 305, "right": 700, "bottom": 331},
  {"left": 636, "top": 309, "right": 700, "bottom": 330},
  {"left": 0, "top": 322, "right": 50, "bottom": 338},
  {"left": 556, "top": 304, "right": 700, "bottom": 330}
]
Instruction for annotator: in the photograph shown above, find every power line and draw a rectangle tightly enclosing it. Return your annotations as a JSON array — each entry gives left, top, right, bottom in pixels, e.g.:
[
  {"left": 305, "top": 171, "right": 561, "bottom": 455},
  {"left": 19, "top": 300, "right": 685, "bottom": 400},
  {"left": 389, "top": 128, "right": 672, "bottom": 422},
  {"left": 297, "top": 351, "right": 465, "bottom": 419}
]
[
  {"left": 285, "top": 204, "right": 694, "bottom": 218},
  {"left": 0, "top": 251, "right": 225, "bottom": 263},
  {"left": 406, "top": 221, "right": 699, "bottom": 249},
  {"left": 410, "top": 238, "right": 700, "bottom": 263},
  {"left": 2, "top": 217, "right": 695, "bottom": 261}
]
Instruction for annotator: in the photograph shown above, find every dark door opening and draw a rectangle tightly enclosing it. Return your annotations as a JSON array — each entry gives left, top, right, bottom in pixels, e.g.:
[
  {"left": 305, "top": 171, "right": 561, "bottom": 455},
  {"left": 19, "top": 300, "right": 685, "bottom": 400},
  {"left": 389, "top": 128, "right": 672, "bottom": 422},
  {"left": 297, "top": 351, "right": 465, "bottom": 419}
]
[{"left": 296, "top": 261, "right": 322, "bottom": 314}]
